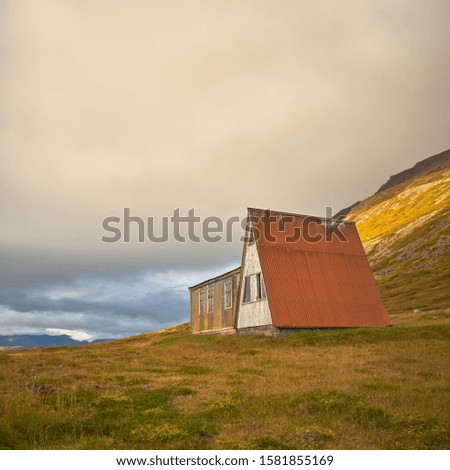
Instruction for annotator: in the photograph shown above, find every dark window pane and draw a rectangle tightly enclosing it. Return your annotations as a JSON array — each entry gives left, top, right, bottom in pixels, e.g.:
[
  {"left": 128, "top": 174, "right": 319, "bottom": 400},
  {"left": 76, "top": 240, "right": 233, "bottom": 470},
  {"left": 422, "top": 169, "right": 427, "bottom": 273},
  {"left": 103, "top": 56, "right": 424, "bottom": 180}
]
[
  {"left": 255, "top": 273, "right": 262, "bottom": 300},
  {"left": 244, "top": 276, "right": 251, "bottom": 303}
]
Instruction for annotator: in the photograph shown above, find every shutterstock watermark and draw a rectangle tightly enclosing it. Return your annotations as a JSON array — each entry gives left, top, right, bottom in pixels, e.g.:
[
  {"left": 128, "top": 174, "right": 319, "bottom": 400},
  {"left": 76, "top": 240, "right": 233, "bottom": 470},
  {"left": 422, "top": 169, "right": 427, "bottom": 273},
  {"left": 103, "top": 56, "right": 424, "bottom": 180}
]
[{"left": 101, "top": 207, "right": 348, "bottom": 244}]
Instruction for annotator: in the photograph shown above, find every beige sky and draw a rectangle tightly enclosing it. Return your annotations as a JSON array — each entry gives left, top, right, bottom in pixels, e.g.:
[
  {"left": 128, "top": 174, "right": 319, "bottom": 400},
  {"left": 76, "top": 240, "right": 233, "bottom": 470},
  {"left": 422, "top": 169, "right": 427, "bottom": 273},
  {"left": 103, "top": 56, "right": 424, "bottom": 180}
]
[{"left": 0, "top": 0, "right": 449, "bottom": 337}]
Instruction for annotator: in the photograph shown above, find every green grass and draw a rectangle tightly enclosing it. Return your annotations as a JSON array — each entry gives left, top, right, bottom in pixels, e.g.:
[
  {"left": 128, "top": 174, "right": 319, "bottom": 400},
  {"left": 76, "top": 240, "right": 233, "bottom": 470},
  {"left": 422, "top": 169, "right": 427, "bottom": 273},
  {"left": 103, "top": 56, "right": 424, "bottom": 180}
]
[{"left": 0, "top": 317, "right": 449, "bottom": 450}]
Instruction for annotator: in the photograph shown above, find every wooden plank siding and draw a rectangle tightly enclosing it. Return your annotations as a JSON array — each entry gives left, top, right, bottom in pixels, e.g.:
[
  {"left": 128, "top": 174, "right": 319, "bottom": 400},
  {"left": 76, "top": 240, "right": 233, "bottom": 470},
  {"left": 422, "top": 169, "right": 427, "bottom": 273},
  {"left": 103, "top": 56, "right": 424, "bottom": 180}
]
[{"left": 189, "top": 268, "right": 240, "bottom": 334}]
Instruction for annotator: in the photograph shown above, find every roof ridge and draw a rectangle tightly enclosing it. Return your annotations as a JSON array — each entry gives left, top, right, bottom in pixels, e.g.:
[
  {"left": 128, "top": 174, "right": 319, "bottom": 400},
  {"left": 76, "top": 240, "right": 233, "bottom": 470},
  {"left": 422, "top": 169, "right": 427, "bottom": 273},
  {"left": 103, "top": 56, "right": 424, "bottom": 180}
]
[{"left": 247, "top": 207, "right": 355, "bottom": 224}]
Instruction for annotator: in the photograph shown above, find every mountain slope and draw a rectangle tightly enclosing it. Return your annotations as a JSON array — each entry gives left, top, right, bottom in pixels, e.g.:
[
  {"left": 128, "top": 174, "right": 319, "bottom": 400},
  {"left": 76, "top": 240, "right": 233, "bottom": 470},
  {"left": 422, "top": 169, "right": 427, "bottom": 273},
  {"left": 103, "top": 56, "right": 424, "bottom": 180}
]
[
  {"left": 345, "top": 161, "right": 450, "bottom": 314},
  {"left": 375, "top": 149, "right": 449, "bottom": 194}
]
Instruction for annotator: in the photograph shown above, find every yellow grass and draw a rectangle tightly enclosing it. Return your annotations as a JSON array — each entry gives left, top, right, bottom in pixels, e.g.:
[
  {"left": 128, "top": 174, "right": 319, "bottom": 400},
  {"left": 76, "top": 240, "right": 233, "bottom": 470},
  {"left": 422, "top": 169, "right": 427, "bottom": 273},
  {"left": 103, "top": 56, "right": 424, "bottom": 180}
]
[{"left": 0, "top": 313, "right": 449, "bottom": 450}]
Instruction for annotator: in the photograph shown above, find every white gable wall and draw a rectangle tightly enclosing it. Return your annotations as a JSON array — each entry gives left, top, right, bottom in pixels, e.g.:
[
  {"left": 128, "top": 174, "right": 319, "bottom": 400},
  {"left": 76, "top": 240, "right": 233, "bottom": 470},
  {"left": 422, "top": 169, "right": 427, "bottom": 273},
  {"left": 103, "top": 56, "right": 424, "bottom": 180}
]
[{"left": 237, "top": 241, "right": 273, "bottom": 328}]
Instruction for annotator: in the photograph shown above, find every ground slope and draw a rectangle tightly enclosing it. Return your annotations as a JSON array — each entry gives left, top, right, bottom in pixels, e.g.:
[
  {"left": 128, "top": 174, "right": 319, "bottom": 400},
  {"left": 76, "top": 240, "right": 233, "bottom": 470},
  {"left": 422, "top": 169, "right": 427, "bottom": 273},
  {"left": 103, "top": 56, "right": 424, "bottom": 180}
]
[
  {"left": 0, "top": 317, "right": 449, "bottom": 450},
  {"left": 346, "top": 166, "right": 450, "bottom": 314}
]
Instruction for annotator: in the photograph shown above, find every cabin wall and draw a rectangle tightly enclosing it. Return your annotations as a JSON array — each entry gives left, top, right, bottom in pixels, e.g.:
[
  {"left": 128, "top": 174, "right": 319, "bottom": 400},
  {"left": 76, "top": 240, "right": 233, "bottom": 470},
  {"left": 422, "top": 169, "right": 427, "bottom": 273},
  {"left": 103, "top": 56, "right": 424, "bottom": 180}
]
[
  {"left": 190, "top": 272, "right": 240, "bottom": 334},
  {"left": 237, "top": 242, "right": 272, "bottom": 329}
]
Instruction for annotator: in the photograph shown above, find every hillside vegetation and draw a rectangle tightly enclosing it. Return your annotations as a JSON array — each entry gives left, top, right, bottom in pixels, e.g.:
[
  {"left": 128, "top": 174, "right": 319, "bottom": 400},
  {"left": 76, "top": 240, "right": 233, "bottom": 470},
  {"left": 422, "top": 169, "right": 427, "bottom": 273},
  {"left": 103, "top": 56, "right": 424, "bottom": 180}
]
[
  {"left": 347, "top": 166, "right": 450, "bottom": 314},
  {"left": 0, "top": 315, "right": 449, "bottom": 450}
]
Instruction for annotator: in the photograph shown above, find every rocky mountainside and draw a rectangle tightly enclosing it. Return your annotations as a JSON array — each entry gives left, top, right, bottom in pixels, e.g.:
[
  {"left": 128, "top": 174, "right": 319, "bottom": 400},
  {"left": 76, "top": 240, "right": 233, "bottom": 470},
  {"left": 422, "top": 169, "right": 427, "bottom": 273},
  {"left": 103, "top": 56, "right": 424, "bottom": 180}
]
[
  {"left": 343, "top": 150, "right": 450, "bottom": 314},
  {"left": 335, "top": 149, "right": 450, "bottom": 221},
  {"left": 376, "top": 149, "right": 450, "bottom": 194}
]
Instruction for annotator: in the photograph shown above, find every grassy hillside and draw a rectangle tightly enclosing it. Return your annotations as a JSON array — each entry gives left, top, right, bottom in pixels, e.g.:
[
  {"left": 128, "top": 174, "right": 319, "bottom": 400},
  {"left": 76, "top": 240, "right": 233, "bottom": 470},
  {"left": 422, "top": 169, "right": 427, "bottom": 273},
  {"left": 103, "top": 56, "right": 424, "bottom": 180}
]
[
  {"left": 1, "top": 316, "right": 449, "bottom": 450},
  {"left": 347, "top": 167, "right": 450, "bottom": 314}
]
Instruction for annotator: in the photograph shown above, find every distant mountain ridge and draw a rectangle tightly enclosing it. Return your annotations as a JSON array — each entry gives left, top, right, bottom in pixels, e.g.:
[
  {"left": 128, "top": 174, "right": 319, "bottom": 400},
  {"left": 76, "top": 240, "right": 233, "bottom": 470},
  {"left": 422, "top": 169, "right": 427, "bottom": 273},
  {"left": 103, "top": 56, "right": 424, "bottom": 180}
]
[
  {"left": 0, "top": 335, "right": 110, "bottom": 350},
  {"left": 375, "top": 149, "right": 450, "bottom": 194},
  {"left": 335, "top": 149, "right": 450, "bottom": 220}
]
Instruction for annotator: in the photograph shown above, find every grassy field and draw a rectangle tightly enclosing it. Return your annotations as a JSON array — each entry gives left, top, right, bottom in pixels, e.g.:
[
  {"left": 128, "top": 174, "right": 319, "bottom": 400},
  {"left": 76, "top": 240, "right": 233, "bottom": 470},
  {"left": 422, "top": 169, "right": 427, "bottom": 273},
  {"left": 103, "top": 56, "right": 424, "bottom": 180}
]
[{"left": 0, "top": 312, "right": 449, "bottom": 450}]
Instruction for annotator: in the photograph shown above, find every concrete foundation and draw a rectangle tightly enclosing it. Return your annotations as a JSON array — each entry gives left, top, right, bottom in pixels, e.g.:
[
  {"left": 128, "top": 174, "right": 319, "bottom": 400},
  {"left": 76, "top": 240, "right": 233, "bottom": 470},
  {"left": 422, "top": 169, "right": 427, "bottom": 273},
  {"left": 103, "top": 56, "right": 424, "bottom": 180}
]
[{"left": 236, "top": 325, "right": 318, "bottom": 338}]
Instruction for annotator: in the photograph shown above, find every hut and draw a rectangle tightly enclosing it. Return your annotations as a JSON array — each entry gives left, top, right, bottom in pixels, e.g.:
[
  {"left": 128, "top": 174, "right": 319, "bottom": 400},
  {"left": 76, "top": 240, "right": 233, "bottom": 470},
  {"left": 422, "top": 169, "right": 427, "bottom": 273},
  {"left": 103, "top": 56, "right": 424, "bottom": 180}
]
[{"left": 189, "top": 208, "right": 391, "bottom": 336}]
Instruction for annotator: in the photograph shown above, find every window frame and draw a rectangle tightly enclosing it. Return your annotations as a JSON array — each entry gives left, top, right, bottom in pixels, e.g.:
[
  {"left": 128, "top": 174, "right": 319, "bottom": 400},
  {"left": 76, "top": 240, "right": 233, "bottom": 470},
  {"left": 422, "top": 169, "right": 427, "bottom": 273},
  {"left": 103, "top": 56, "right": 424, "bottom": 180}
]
[
  {"left": 243, "top": 275, "right": 252, "bottom": 303},
  {"left": 261, "top": 274, "right": 267, "bottom": 300},
  {"left": 242, "top": 272, "right": 266, "bottom": 304},
  {"left": 224, "top": 280, "right": 233, "bottom": 310},
  {"left": 199, "top": 289, "right": 205, "bottom": 315},
  {"left": 207, "top": 286, "right": 214, "bottom": 313},
  {"left": 255, "top": 273, "right": 262, "bottom": 300}
]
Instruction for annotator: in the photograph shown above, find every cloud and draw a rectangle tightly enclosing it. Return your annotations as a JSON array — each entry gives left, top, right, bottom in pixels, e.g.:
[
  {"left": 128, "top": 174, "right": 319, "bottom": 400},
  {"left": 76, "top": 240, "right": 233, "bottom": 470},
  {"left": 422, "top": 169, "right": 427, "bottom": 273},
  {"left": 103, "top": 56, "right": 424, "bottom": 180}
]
[
  {"left": 0, "top": 0, "right": 449, "bottom": 337},
  {"left": 45, "top": 328, "right": 93, "bottom": 342},
  {"left": 0, "top": 265, "right": 236, "bottom": 338}
]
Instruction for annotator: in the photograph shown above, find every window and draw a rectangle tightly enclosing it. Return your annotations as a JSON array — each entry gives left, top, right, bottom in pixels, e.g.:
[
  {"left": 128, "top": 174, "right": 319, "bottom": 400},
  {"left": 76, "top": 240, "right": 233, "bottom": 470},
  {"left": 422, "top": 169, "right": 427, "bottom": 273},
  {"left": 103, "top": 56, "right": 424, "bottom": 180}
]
[
  {"left": 224, "top": 281, "right": 232, "bottom": 310},
  {"left": 199, "top": 290, "right": 205, "bottom": 315},
  {"left": 243, "top": 276, "right": 251, "bottom": 303},
  {"left": 243, "top": 272, "right": 266, "bottom": 303},
  {"left": 261, "top": 275, "right": 267, "bottom": 300},
  {"left": 255, "top": 273, "right": 262, "bottom": 300},
  {"left": 207, "top": 287, "right": 214, "bottom": 313}
]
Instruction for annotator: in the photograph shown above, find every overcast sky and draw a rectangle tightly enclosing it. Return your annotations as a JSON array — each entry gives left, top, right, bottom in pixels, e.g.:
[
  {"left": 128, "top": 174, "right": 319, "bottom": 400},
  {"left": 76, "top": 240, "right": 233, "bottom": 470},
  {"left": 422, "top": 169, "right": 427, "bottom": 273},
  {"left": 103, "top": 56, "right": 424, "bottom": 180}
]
[{"left": 1, "top": 0, "right": 449, "bottom": 340}]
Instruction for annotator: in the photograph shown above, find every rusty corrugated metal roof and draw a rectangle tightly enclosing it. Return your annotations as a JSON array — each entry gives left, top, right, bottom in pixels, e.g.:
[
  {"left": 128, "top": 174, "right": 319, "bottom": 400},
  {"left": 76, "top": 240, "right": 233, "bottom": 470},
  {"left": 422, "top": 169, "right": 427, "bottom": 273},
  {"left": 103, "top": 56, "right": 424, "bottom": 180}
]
[{"left": 250, "top": 208, "right": 391, "bottom": 327}]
